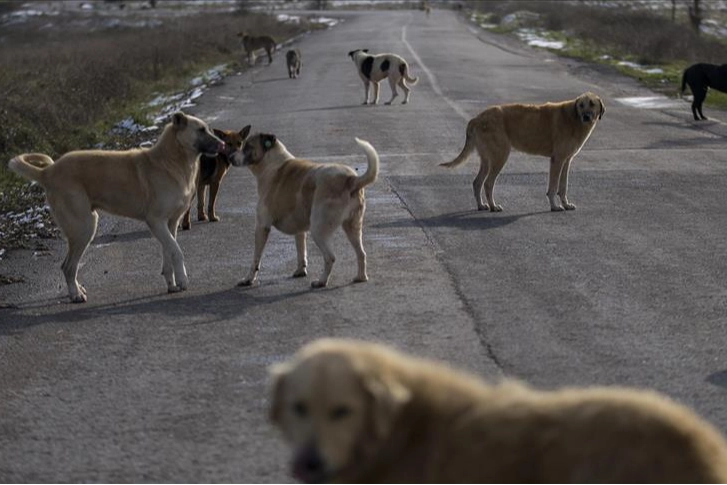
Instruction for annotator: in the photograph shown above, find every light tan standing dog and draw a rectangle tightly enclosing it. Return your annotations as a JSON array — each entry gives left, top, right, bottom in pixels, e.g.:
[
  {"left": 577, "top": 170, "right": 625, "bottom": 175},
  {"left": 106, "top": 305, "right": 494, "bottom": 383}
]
[
  {"left": 238, "top": 31, "right": 276, "bottom": 66},
  {"left": 348, "top": 49, "right": 419, "bottom": 105},
  {"left": 235, "top": 134, "right": 379, "bottom": 288},
  {"left": 8, "top": 112, "right": 224, "bottom": 303},
  {"left": 442, "top": 92, "right": 605, "bottom": 212},
  {"left": 270, "top": 339, "right": 727, "bottom": 483}
]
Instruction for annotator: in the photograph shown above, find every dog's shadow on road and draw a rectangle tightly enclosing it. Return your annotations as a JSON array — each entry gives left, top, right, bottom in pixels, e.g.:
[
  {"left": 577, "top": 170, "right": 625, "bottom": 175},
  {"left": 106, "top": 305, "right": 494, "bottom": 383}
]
[
  {"left": 290, "top": 104, "right": 372, "bottom": 114},
  {"left": 373, "top": 209, "right": 551, "bottom": 232},
  {"left": 0, "top": 283, "right": 331, "bottom": 334}
]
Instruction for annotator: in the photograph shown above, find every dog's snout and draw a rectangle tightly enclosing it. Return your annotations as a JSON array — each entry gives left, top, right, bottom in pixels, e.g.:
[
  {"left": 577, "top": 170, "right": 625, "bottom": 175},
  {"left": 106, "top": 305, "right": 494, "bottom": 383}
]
[
  {"left": 217, "top": 141, "right": 226, "bottom": 153},
  {"left": 293, "top": 446, "right": 326, "bottom": 483},
  {"left": 582, "top": 113, "right": 593, "bottom": 122}
]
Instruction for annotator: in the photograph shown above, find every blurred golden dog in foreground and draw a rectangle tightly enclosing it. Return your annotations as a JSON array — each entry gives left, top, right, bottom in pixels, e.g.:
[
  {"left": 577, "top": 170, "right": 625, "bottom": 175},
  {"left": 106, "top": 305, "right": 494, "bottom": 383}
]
[{"left": 270, "top": 339, "right": 727, "bottom": 483}]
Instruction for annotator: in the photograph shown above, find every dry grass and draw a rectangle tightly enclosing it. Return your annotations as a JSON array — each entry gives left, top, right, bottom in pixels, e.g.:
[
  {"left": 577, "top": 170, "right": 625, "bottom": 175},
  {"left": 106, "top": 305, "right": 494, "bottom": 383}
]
[{"left": 0, "top": 11, "right": 309, "bottom": 194}]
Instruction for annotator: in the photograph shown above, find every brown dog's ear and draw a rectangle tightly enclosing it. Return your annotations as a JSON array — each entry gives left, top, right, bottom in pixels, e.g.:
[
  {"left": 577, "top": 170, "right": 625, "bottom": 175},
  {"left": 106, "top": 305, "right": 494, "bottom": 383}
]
[
  {"left": 172, "top": 112, "right": 188, "bottom": 128},
  {"left": 261, "top": 133, "right": 277, "bottom": 151},
  {"left": 240, "top": 125, "right": 252, "bottom": 140},
  {"left": 268, "top": 362, "right": 290, "bottom": 423},
  {"left": 363, "top": 49, "right": 369, "bottom": 53},
  {"left": 213, "top": 128, "right": 225, "bottom": 139},
  {"left": 362, "top": 372, "right": 411, "bottom": 439},
  {"left": 598, "top": 98, "right": 605, "bottom": 120}
]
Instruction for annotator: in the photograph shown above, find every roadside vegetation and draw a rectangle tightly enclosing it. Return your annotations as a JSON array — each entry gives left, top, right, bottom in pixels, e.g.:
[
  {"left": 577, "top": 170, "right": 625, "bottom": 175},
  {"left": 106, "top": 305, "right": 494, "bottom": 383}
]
[
  {"left": 0, "top": 3, "right": 321, "bottom": 258},
  {"left": 467, "top": 1, "right": 727, "bottom": 106}
]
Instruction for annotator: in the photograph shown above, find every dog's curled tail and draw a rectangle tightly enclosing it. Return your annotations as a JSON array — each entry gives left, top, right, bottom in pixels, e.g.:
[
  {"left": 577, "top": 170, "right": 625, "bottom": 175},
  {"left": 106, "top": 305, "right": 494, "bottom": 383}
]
[
  {"left": 440, "top": 119, "right": 476, "bottom": 168},
  {"left": 8, "top": 153, "right": 55, "bottom": 184},
  {"left": 352, "top": 137, "right": 379, "bottom": 192},
  {"left": 399, "top": 62, "right": 419, "bottom": 85}
]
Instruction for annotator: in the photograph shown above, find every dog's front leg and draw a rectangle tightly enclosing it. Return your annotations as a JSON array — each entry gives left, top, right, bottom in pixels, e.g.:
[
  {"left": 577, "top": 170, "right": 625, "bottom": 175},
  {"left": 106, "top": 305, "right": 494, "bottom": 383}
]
[
  {"left": 239, "top": 223, "right": 271, "bottom": 286},
  {"left": 363, "top": 80, "right": 370, "bottom": 105},
  {"left": 292, "top": 232, "right": 308, "bottom": 278},
  {"left": 208, "top": 181, "right": 221, "bottom": 222},
  {"left": 557, "top": 156, "right": 576, "bottom": 210},
  {"left": 197, "top": 184, "right": 208, "bottom": 221},
  {"left": 548, "top": 156, "right": 566, "bottom": 211},
  {"left": 148, "top": 219, "right": 188, "bottom": 292}
]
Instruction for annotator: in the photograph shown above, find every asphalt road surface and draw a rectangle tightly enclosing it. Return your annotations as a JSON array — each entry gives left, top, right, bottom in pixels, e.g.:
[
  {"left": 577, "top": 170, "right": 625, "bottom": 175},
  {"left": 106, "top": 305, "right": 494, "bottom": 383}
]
[{"left": 2, "top": 9, "right": 727, "bottom": 482}]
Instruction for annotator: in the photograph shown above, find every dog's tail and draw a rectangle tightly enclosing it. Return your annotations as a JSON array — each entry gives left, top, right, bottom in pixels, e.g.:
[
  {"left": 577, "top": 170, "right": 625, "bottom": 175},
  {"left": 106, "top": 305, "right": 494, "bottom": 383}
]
[
  {"left": 351, "top": 138, "right": 379, "bottom": 192},
  {"left": 440, "top": 119, "right": 476, "bottom": 168},
  {"left": 8, "top": 153, "right": 55, "bottom": 184},
  {"left": 399, "top": 62, "right": 419, "bottom": 85}
]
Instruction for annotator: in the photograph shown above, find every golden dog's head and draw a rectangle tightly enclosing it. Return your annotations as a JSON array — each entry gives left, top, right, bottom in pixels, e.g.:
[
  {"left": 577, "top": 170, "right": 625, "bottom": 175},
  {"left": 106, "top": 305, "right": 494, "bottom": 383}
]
[
  {"left": 235, "top": 132, "right": 278, "bottom": 167},
  {"left": 269, "top": 339, "right": 411, "bottom": 483},
  {"left": 171, "top": 112, "right": 225, "bottom": 157},
  {"left": 574, "top": 92, "right": 605, "bottom": 123}
]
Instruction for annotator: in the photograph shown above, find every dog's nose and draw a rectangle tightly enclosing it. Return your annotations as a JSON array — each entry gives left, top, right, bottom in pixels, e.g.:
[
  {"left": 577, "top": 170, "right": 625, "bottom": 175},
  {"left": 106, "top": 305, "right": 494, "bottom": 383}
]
[{"left": 293, "top": 446, "right": 326, "bottom": 482}]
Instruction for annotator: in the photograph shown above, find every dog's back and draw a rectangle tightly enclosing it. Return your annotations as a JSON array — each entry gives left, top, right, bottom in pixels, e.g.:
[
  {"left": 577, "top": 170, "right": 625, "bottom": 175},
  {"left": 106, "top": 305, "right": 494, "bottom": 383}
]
[{"left": 683, "top": 63, "right": 727, "bottom": 93}]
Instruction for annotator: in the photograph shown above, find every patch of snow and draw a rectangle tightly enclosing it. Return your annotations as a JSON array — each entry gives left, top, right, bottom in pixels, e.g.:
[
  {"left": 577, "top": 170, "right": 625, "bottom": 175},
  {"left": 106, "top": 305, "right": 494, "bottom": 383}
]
[
  {"left": 516, "top": 29, "right": 564, "bottom": 50},
  {"left": 310, "top": 16, "right": 339, "bottom": 27},
  {"left": 502, "top": 11, "right": 540, "bottom": 26},
  {"left": 617, "top": 61, "right": 663, "bottom": 74},
  {"left": 614, "top": 96, "right": 684, "bottom": 109}
]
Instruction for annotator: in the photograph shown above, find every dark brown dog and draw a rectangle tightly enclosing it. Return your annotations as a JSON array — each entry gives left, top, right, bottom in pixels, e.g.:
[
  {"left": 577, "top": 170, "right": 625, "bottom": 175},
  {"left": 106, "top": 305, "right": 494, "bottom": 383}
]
[{"left": 182, "top": 125, "right": 251, "bottom": 230}]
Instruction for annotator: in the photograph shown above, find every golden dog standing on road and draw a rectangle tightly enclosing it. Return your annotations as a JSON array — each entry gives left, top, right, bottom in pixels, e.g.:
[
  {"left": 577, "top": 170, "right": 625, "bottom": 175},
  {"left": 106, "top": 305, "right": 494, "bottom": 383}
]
[
  {"left": 8, "top": 112, "right": 224, "bottom": 303},
  {"left": 442, "top": 92, "right": 604, "bottom": 212},
  {"left": 235, "top": 133, "right": 379, "bottom": 288},
  {"left": 270, "top": 339, "right": 727, "bottom": 483}
]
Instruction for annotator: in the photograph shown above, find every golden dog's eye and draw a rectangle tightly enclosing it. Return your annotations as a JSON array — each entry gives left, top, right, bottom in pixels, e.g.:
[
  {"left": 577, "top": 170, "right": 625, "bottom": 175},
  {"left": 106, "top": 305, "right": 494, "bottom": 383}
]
[
  {"left": 330, "top": 405, "right": 352, "bottom": 421},
  {"left": 293, "top": 401, "right": 308, "bottom": 417}
]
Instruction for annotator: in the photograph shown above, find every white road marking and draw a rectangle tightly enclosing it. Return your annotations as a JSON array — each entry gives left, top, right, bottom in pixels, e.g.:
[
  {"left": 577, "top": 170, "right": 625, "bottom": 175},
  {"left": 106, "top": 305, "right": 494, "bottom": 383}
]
[{"left": 401, "top": 22, "right": 471, "bottom": 121}]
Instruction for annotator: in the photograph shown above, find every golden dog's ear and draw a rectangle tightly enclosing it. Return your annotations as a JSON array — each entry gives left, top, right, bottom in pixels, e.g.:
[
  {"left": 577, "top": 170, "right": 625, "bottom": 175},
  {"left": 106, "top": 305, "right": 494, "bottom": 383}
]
[
  {"left": 598, "top": 98, "right": 605, "bottom": 120},
  {"left": 213, "top": 128, "right": 226, "bottom": 139},
  {"left": 363, "top": 372, "right": 411, "bottom": 439},
  {"left": 240, "top": 125, "right": 252, "bottom": 140},
  {"left": 268, "top": 362, "right": 290, "bottom": 423}
]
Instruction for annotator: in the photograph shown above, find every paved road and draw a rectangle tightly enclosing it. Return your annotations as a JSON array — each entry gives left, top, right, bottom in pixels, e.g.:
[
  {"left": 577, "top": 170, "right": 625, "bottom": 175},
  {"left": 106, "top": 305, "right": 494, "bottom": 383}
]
[{"left": 2, "top": 9, "right": 727, "bottom": 482}]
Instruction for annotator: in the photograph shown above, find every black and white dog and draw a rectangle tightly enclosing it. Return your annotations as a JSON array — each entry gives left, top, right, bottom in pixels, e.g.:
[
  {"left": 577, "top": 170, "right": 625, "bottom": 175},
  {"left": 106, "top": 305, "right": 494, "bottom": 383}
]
[
  {"left": 348, "top": 49, "right": 419, "bottom": 105},
  {"left": 681, "top": 63, "right": 727, "bottom": 120}
]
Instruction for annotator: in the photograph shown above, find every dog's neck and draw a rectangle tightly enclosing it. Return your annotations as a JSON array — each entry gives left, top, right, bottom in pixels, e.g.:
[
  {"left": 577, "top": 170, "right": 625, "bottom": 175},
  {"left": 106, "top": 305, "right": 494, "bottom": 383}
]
[{"left": 247, "top": 141, "right": 295, "bottom": 179}]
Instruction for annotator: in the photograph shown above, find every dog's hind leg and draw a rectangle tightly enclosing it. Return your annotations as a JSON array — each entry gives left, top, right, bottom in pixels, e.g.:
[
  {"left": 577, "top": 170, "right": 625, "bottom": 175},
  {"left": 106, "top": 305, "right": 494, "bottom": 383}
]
[
  {"left": 343, "top": 215, "right": 367, "bottom": 283},
  {"left": 557, "top": 156, "right": 576, "bottom": 210},
  {"left": 372, "top": 81, "right": 380, "bottom": 105},
  {"left": 472, "top": 159, "right": 490, "bottom": 211},
  {"left": 363, "top": 81, "right": 371, "bottom": 105},
  {"left": 385, "top": 77, "right": 399, "bottom": 105},
  {"left": 293, "top": 232, "right": 308, "bottom": 278},
  {"left": 310, "top": 211, "right": 338, "bottom": 288},
  {"left": 50, "top": 193, "right": 97, "bottom": 303},
  {"left": 398, "top": 77, "right": 411, "bottom": 104},
  {"left": 147, "top": 219, "right": 187, "bottom": 292},
  {"left": 693, "top": 87, "right": 707, "bottom": 120},
  {"left": 475, "top": 138, "right": 508, "bottom": 212}
]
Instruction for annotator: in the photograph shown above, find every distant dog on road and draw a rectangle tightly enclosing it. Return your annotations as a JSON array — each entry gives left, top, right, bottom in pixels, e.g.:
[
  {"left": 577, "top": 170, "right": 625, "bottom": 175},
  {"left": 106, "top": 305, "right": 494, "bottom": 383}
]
[
  {"left": 238, "top": 31, "right": 276, "bottom": 66},
  {"left": 348, "top": 49, "right": 418, "bottom": 105},
  {"left": 270, "top": 338, "right": 727, "bottom": 483},
  {"left": 442, "top": 92, "right": 604, "bottom": 212},
  {"left": 286, "top": 49, "right": 302, "bottom": 79},
  {"left": 235, "top": 133, "right": 379, "bottom": 288},
  {"left": 181, "top": 125, "right": 251, "bottom": 230},
  {"left": 681, "top": 63, "right": 727, "bottom": 120},
  {"left": 8, "top": 113, "right": 224, "bottom": 302}
]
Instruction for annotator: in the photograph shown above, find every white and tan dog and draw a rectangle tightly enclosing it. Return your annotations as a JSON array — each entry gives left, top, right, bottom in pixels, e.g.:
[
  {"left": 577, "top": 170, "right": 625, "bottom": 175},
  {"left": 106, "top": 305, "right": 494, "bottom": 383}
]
[
  {"left": 235, "top": 133, "right": 379, "bottom": 288},
  {"left": 442, "top": 92, "right": 605, "bottom": 212},
  {"left": 8, "top": 112, "right": 224, "bottom": 303},
  {"left": 347, "top": 49, "right": 418, "bottom": 105},
  {"left": 271, "top": 339, "right": 727, "bottom": 483}
]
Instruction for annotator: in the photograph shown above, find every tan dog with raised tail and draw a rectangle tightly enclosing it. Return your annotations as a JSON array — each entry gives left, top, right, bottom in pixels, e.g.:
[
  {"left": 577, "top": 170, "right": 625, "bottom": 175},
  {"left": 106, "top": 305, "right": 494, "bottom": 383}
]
[
  {"left": 235, "top": 134, "right": 378, "bottom": 288},
  {"left": 271, "top": 339, "right": 727, "bottom": 483},
  {"left": 8, "top": 112, "right": 224, "bottom": 303},
  {"left": 442, "top": 92, "right": 604, "bottom": 212}
]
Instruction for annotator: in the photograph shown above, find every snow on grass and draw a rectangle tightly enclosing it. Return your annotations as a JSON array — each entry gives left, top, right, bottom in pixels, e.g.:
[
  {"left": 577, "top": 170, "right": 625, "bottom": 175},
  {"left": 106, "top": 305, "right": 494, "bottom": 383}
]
[
  {"left": 617, "top": 61, "right": 663, "bottom": 75},
  {"left": 614, "top": 96, "right": 684, "bottom": 109},
  {"left": 516, "top": 29, "right": 565, "bottom": 50}
]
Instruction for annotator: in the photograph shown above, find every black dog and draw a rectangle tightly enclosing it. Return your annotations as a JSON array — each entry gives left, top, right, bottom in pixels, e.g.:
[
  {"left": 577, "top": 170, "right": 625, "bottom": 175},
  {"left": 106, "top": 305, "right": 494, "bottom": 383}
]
[{"left": 681, "top": 63, "right": 727, "bottom": 120}]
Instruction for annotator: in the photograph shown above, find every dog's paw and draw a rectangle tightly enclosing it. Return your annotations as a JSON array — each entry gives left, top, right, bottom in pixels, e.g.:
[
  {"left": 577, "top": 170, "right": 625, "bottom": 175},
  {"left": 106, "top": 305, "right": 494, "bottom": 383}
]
[
  {"left": 198, "top": 214, "right": 208, "bottom": 222},
  {"left": 551, "top": 205, "right": 565, "bottom": 212},
  {"left": 477, "top": 204, "right": 489, "bottom": 211},
  {"left": 181, "top": 223, "right": 191, "bottom": 231},
  {"left": 70, "top": 293, "right": 87, "bottom": 303},
  {"left": 209, "top": 215, "right": 220, "bottom": 222},
  {"left": 384, "top": 101, "right": 392, "bottom": 105},
  {"left": 353, "top": 275, "right": 368, "bottom": 283},
  {"left": 362, "top": 101, "right": 369, "bottom": 105},
  {"left": 490, "top": 204, "right": 503, "bottom": 212},
  {"left": 311, "top": 280, "right": 328, "bottom": 289},
  {"left": 563, "top": 203, "right": 577, "bottom": 211},
  {"left": 167, "top": 285, "right": 185, "bottom": 293},
  {"left": 238, "top": 279, "right": 256, "bottom": 287},
  {"left": 292, "top": 268, "right": 307, "bottom": 278},
  {"left": 402, "top": 100, "right": 408, "bottom": 105}
]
